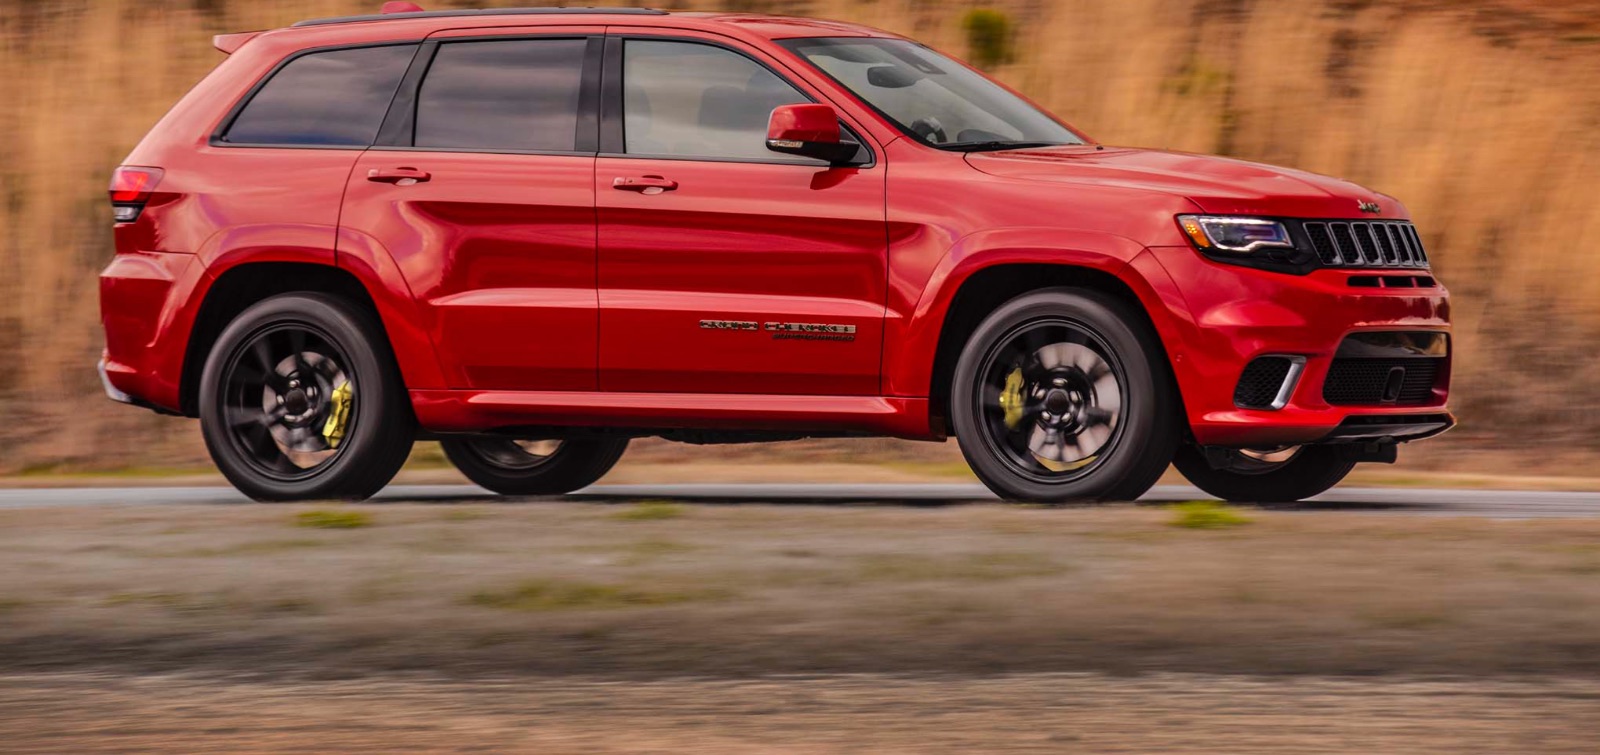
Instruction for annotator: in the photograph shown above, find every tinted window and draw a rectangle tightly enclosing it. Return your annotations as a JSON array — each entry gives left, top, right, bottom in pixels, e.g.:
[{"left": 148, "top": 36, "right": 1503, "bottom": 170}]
[
  {"left": 781, "top": 38, "right": 1082, "bottom": 150},
  {"left": 623, "top": 40, "right": 808, "bottom": 160},
  {"left": 225, "top": 45, "right": 416, "bottom": 146},
  {"left": 415, "top": 39, "right": 587, "bottom": 152}
]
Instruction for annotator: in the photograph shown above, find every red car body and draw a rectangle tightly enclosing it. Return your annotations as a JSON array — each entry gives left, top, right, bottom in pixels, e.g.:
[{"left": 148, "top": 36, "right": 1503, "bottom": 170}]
[{"left": 100, "top": 9, "right": 1451, "bottom": 462}]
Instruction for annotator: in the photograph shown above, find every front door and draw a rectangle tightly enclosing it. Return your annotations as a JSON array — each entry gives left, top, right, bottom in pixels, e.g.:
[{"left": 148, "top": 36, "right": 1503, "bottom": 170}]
[
  {"left": 340, "top": 33, "right": 602, "bottom": 391},
  {"left": 596, "top": 35, "right": 888, "bottom": 396}
]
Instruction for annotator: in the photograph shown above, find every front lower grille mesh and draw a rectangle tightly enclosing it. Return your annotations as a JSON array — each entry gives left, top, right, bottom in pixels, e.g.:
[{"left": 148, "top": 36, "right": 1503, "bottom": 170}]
[
  {"left": 1303, "top": 220, "right": 1429, "bottom": 269},
  {"left": 1323, "top": 358, "right": 1443, "bottom": 405},
  {"left": 1234, "top": 357, "right": 1294, "bottom": 409}
]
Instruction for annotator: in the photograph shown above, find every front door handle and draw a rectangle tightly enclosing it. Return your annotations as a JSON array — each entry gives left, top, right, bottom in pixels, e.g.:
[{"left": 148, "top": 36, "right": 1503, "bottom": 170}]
[
  {"left": 367, "top": 167, "right": 431, "bottom": 185},
  {"left": 612, "top": 175, "right": 678, "bottom": 194}
]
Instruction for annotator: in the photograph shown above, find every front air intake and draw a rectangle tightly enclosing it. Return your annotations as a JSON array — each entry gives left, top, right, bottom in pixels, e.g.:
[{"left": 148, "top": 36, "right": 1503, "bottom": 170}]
[{"left": 1234, "top": 356, "right": 1305, "bottom": 410}]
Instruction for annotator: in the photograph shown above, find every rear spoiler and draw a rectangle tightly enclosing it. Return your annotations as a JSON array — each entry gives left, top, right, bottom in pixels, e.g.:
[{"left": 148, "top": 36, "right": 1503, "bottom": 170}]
[{"left": 213, "top": 31, "right": 264, "bottom": 55}]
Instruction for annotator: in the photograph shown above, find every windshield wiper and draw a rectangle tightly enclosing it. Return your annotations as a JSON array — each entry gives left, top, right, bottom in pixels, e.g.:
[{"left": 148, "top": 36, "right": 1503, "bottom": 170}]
[{"left": 940, "top": 140, "right": 1073, "bottom": 153}]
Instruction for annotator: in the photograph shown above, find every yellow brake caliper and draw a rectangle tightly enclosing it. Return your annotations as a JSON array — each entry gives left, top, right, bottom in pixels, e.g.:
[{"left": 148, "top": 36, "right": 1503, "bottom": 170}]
[
  {"left": 998, "top": 368, "right": 1026, "bottom": 429},
  {"left": 322, "top": 380, "right": 354, "bottom": 448}
]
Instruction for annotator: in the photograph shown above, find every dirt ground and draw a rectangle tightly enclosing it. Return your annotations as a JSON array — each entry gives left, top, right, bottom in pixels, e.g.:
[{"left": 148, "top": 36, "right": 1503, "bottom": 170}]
[
  {"left": 4, "top": 671, "right": 1600, "bottom": 753},
  {"left": 4, "top": 500, "right": 1600, "bottom": 751}
]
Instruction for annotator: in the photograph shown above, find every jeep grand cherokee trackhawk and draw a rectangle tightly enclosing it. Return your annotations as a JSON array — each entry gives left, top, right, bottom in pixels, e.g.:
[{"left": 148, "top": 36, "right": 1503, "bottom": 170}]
[{"left": 99, "top": 4, "right": 1453, "bottom": 503}]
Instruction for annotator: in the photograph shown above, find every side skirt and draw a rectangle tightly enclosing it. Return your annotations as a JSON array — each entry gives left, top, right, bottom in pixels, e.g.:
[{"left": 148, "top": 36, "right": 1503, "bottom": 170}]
[{"left": 411, "top": 390, "right": 937, "bottom": 440}]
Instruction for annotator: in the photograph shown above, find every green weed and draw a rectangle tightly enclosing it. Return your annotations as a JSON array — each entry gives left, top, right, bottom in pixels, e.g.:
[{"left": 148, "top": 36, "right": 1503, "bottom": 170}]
[{"left": 1168, "top": 501, "right": 1252, "bottom": 529}]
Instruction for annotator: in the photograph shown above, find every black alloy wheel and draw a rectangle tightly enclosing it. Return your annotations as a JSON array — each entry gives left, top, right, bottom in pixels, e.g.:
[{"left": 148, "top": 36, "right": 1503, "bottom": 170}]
[
  {"left": 200, "top": 293, "right": 414, "bottom": 501},
  {"left": 951, "top": 288, "right": 1178, "bottom": 503},
  {"left": 1172, "top": 444, "right": 1357, "bottom": 503},
  {"left": 441, "top": 436, "right": 629, "bottom": 496}
]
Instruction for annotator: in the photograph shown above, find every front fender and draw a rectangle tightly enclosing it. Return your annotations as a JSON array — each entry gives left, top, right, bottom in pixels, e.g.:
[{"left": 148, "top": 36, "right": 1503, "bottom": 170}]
[{"left": 881, "top": 229, "right": 1197, "bottom": 424}]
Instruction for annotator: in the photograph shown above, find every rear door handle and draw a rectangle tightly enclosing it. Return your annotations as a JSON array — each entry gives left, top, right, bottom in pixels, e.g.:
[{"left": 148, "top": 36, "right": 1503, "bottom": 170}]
[
  {"left": 612, "top": 175, "right": 678, "bottom": 194},
  {"left": 367, "top": 167, "right": 431, "bottom": 185}
]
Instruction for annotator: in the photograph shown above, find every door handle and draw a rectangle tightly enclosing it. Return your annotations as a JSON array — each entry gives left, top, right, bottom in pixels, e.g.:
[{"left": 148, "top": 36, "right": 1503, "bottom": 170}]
[
  {"left": 367, "top": 167, "right": 431, "bottom": 185},
  {"left": 612, "top": 175, "right": 678, "bottom": 194}
]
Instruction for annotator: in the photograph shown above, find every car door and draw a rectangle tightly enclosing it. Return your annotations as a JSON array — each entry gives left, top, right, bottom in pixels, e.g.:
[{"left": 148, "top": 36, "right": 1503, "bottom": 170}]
[
  {"left": 595, "top": 34, "right": 888, "bottom": 396},
  {"left": 339, "top": 31, "right": 603, "bottom": 391}
]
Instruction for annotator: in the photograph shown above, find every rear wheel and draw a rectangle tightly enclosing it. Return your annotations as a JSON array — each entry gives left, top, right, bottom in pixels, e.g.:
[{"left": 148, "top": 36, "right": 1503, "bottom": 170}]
[
  {"left": 1172, "top": 444, "right": 1356, "bottom": 502},
  {"left": 199, "top": 293, "right": 414, "bottom": 501},
  {"left": 950, "top": 288, "right": 1179, "bottom": 503},
  {"left": 440, "top": 438, "right": 629, "bottom": 496}
]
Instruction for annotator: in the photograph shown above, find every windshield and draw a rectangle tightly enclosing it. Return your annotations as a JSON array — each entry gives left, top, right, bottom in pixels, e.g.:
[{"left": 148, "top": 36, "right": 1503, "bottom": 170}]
[{"left": 779, "top": 38, "right": 1084, "bottom": 151}]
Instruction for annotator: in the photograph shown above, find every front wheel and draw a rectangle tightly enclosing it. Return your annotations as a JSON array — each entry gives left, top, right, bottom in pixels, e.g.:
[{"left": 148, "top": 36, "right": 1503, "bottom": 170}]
[
  {"left": 950, "top": 288, "right": 1179, "bottom": 503},
  {"left": 1172, "top": 444, "right": 1356, "bottom": 502},
  {"left": 440, "top": 438, "right": 629, "bottom": 496}
]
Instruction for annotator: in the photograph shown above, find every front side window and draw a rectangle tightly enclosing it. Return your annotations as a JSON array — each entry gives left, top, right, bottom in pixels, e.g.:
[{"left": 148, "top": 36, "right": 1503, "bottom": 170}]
[
  {"left": 779, "top": 38, "right": 1083, "bottom": 151},
  {"left": 623, "top": 40, "right": 808, "bottom": 160},
  {"left": 415, "top": 38, "right": 588, "bottom": 152},
  {"left": 224, "top": 45, "right": 416, "bottom": 146}
]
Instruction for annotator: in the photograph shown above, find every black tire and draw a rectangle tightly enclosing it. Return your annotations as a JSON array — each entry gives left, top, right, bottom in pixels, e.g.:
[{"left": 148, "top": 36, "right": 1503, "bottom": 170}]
[
  {"left": 950, "top": 288, "right": 1179, "bottom": 503},
  {"left": 440, "top": 437, "right": 629, "bottom": 496},
  {"left": 1172, "top": 444, "right": 1356, "bottom": 503},
  {"left": 199, "top": 293, "right": 415, "bottom": 502}
]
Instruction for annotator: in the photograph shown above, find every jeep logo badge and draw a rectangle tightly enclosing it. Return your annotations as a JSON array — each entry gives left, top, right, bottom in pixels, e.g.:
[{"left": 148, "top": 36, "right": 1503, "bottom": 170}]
[{"left": 1357, "top": 200, "right": 1382, "bottom": 215}]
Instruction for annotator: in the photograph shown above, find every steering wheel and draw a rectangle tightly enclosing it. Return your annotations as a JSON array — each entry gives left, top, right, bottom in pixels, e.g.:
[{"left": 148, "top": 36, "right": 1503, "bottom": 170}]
[{"left": 910, "top": 116, "right": 947, "bottom": 144}]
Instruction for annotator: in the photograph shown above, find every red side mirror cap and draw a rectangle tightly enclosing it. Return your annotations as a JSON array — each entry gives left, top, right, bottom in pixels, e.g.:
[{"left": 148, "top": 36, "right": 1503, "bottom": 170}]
[
  {"left": 766, "top": 104, "right": 860, "bottom": 165},
  {"left": 767, "top": 103, "right": 842, "bottom": 145}
]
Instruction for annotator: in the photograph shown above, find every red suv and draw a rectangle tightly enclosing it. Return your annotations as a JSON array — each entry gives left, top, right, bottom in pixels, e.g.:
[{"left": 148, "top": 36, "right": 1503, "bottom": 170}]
[{"left": 100, "top": 5, "right": 1453, "bottom": 503}]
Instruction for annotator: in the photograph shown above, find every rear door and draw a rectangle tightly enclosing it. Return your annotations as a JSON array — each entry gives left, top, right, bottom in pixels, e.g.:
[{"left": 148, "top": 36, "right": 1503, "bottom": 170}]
[
  {"left": 595, "top": 33, "right": 888, "bottom": 396},
  {"left": 339, "top": 30, "right": 603, "bottom": 391}
]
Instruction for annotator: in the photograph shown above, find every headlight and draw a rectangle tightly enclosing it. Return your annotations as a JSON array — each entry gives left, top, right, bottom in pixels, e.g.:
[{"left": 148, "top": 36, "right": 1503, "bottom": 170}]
[{"left": 1177, "top": 215, "right": 1295, "bottom": 255}]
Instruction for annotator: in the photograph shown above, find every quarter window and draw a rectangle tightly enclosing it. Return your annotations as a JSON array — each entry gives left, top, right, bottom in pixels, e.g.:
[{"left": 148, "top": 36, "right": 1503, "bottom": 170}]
[
  {"left": 224, "top": 45, "right": 416, "bottom": 146},
  {"left": 415, "top": 39, "right": 588, "bottom": 152},
  {"left": 623, "top": 40, "right": 808, "bottom": 160}
]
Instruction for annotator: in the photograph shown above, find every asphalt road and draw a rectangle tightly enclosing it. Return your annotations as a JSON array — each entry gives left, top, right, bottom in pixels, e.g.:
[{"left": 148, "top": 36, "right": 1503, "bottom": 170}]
[{"left": 0, "top": 483, "right": 1596, "bottom": 517}]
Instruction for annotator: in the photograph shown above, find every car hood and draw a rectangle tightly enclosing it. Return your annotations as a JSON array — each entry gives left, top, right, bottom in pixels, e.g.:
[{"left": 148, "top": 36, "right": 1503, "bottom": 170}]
[{"left": 965, "top": 145, "right": 1404, "bottom": 219}]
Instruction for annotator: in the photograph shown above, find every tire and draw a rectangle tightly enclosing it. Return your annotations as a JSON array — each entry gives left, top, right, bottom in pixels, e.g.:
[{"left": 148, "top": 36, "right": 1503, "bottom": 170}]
[
  {"left": 950, "top": 287, "right": 1179, "bottom": 503},
  {"left": 441, "top": 437, "right": 629, "bottom": 496},
  {"left": 199, "top": 293, "right": 415, "bottom": 502},
  {"left": 1172, "top": 444, "right": 1356, "bottom": 503}
]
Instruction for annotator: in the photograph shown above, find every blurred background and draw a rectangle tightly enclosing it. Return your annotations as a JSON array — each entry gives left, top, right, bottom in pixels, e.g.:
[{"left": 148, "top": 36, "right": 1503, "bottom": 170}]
[{"left": 3, "top": 0, "right": 1598, "bottom": 476}]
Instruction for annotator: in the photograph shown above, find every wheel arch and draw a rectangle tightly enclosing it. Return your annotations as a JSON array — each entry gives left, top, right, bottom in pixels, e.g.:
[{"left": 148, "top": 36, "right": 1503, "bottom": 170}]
[
  {"left": 178, "top": 261, "right": 440, "bottom": 416},
  {"left": 923, "top": 258, "right": 1190, "bottom": 437}
]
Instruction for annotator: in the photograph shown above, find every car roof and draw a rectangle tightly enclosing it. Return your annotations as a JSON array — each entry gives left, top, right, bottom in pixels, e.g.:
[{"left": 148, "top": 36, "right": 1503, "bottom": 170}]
[{"left": 282, "top": 6, "right": 894, "bottom": 41}]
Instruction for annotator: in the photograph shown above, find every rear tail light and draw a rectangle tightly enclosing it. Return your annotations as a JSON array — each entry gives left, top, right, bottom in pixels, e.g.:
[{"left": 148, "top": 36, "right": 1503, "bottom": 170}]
[{"left": 108, "top": 166, "right": 164, "bottom": 222}]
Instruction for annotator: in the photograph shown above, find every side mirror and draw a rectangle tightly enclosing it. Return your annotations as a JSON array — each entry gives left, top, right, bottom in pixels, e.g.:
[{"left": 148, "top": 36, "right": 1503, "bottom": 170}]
[{"left": 766, "top": 104, "right": 860, "bottom": 165}]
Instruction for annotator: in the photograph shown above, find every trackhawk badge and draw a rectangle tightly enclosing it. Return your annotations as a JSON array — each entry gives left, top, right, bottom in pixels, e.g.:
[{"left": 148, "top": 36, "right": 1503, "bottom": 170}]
[
  {"left": 699, "top": 319, "right": 857, "bottom": 342},
  {"left": 1357, "top": 200, "right": 1382, "bottom": 215}
]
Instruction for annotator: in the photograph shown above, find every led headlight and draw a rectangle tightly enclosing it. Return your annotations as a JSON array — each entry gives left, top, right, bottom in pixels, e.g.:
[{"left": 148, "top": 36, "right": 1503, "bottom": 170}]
[{"left": 1177, "top": 215, "right": 1295, "bottom": 255}]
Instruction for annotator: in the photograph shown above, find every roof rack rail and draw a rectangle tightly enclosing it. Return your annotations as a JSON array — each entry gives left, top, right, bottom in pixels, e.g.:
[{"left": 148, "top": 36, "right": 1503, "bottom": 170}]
[{"left": 292, "top": 7, "right": 667, "bottom": 28}]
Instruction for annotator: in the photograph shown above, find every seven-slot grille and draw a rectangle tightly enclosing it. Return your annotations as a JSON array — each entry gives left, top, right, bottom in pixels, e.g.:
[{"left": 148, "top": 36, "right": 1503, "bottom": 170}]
[{"left": 1302, "top": 220, "right": 1429, "bottom": 269}]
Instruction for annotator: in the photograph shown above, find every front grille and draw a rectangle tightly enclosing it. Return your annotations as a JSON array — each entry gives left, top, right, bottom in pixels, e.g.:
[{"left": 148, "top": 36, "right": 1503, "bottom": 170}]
[
  {"left": 1323, "top": 357, "right": 1443, "bottom": 405},
  {"left": 1302, "top": 220, "right": 1429, "bottom": 269},
  {"left": 1234, "top": 357, "right": 1295, "bottom": 409}
]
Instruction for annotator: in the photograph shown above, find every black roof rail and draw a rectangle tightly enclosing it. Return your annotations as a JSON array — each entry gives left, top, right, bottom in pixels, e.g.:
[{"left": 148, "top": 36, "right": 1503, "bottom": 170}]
[{"left": 292, "top": 7, "right": 667, "bottom": 28}]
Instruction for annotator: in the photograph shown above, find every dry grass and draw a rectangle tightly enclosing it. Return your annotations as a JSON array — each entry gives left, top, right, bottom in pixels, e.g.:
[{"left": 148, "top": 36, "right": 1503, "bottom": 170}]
[{"left": 3, "top": 0, "right": 1600, "bottom": 472}]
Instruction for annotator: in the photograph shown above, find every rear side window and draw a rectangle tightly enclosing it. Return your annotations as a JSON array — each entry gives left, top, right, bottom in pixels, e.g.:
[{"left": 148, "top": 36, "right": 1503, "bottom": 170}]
[
  {"left": 223, "top": 45, "right": 417, "bottom": 146},
  {"left": 415, "top": 39, "right": 587, "bottom": 152}
]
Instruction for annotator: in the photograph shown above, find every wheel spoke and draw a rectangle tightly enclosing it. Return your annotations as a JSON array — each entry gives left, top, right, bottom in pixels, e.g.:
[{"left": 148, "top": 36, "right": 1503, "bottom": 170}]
[{"left": 1093, "top": 374, "right": 1121, "bottom": 414}]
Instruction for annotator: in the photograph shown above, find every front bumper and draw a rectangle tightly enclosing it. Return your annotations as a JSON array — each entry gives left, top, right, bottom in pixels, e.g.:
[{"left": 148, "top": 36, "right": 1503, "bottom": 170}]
[{"left": 1144, "top": 246, "right": 1453, "bottom": 448}]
